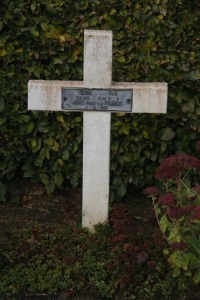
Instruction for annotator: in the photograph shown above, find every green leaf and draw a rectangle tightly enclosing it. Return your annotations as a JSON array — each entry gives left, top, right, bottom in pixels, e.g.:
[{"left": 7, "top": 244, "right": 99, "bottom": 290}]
[
  {"left": 0, "top": 97, "right": 4, "bottom": 111},
  {"left": 45, "top": 138, "right": 53, "bottom": 146},
  {"left": 46, "top": 148, "right": 50, "bottom": 160},
  {"left": 31, "top": 2, "right": 36, "bottom": 11},
  {"left": 196, "top": 107, "right": 200, "bottom": 116},
  {"left": 194, "top": 268, "right": 200, "bottom": 284},
  {"left": 12, "top": 103, "right": 20, "bottom": 112},
  {"left": 52, "top": 139, "right": 59, "bottom": 152},
  {"left": 32, "top": 137, "right": 42, "bottom": 153},
  {"left": 74, "top": 117, "right": 81, "bottom": 123},
  {"left": 186, "top": 236, "right": 200, "bottom": 256},
  {"left": 181, "top": 252, "right": 196, "bottom": 270},
  {"left": 89, "top": 16, "right": 97, "bottom": 26},
  {"left": 0, "top": 50, "right": 7, "bottom": 57},
  {"left": 54, "top": 172, "right": 64, "bottom": 187},
  {"left": 40, "top": 173, "right": 49, "bottom": 185},
  {"left": 110, "top": 8, "right": 117, "bottom": 15},
  {"left": 160, "top": 142, "right": 167, "bottom": 153},
  {"left": 155, "top": 206, "right": 161, "bottom": 215},
  {"left": 111, "top": 140, "right": 119, "bottom": 152},
  {"left": 172, "top": 267, "right": 181, "bottom": 277},
  {"left": 62, "top": 149, "right": 69, "bottom": 160},
  {"left": 26, "top": 122, "right": 34, "bottom": 134},
  {"left": 149, "top": 151, "right": 157, "bottom": 161},
  {"left": 160, "top": 127, "right": 176, "bottom": 141},
  {"left": 163, "top": 248, "right": 169, "bottom": 255},
  {"left": 34, "top": 148, "right": 46, "bottom": 167},
  {"left": 122, "top": 125, "right": 130, "bottom": 135},
  {"left": 46, "top": 180, "right": 55, "bottom": 194},
  {"left": 183, "top": 270, "right": 192, "bottom": 277},
  {"left": 53, "top": 58, "right": 63, "bottom": 65},
  {"left": 168, "top": 252, "right": 182, "bottom": 268},
  {"left": 57, "top": 115, "right": 65, "bottom": 123},
  {"left": 193, "top": 196, "right": 200, "bottom": 205},
  {"left": 0, "top": 183, "right": 6, "bottom": 202},
  {"left": 142, "top": 130, "right": 149, "bottom": 139},
  {"left": 116, "top": 56, "right": 125, "bottom": 63},
  {"left": 46, "top": 5, "right": 57, "bottom": 14},
  {"left": 0, "top": 117, "right": 7, "bottom": 126},
  {"left": 190, "top": 257, "right": 200, "bottom": 269},
  {"left": 31, "top": 28, "right": 39, "bottom": 37},
  {"left": 116, "top": 184, "right": 126, "bottom": 198},
  {"left": 184, "top": 70, "right": 200, "bottom": 81},
  {"left": 18, "top": 115, "right": 30, "bottom": 123},
  {"left": 41, "top": 22, "right": 49, "bottom": 32},
  {"left": 159, "top": 214, "right": 168, "bottom": 233},
  {"left": 24, "top": 170, "right": 32, "bottom": 178},
  {"left": 68, "top": 47, "right": 81, "bottom": 63},
  {"left": 181, "top": 102, "right": 195, "bottom": 113}
]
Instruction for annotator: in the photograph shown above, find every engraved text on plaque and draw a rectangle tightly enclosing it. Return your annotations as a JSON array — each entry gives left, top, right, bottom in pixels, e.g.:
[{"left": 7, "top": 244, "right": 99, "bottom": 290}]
[{"left": 62, "top": 88, "right": 132, "bottom": 112}]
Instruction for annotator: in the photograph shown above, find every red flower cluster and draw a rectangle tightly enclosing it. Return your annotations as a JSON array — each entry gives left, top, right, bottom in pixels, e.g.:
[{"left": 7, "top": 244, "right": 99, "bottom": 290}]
[
  {"left": 143, "top": 187, "right": 159, "bottom": 196},
  {"left": 168, "top": 206, "right": 194, "bottom": 219},
  {"left": 170, "top": 242, "right": 188, "bottom": 251},
  {"left": 159, "top": 193, "right": 174, "bottom": 206},
  {"left": 192, "top": 211, "right": 200, "bottom": 220},
  {"left": 155, "top": 154, "right": 200, "bottom": 181}
]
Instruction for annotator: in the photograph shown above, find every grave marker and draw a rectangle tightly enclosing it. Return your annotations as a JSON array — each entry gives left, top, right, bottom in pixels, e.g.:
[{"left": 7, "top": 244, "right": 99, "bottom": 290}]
[{"left": 28, "top": 30, "right": 168, "bottom": 232}]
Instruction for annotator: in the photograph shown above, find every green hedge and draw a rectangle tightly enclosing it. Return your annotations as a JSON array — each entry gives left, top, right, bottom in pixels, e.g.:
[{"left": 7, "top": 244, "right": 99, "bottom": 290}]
[{"left": 0, "top": 0, "right": 199, "bottom": 201}]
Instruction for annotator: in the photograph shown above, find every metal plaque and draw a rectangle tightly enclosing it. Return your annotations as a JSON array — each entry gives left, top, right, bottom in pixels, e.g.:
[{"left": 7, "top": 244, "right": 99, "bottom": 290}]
[{"left": 62, "top": 88, "right": 132, "bottom": 112}]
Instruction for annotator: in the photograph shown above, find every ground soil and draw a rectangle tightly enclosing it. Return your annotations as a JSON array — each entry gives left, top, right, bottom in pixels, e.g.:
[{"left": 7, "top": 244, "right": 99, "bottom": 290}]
[
  {"left": 0, "top": 182, "right": 83, "bottom": 242},
  {"left": 0, "top": 181, "right": 147, "bottom": 242}
]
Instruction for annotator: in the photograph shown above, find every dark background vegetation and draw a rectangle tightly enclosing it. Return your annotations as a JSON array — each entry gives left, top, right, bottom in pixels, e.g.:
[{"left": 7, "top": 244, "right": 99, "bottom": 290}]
[{"left": 0, "top": 0, "right": 199, "bottom": 202}]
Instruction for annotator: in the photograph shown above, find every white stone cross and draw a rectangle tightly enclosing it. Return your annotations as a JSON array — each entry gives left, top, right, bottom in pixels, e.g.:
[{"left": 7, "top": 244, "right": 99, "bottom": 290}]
[{"left": 28, "top": 30, "right": 167, "bottom": 232}]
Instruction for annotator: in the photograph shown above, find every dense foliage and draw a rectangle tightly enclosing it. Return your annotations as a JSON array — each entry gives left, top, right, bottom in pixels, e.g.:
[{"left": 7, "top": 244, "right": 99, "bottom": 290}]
[{"left": 0, "top": 0, "right": 199, "bottom": 201}]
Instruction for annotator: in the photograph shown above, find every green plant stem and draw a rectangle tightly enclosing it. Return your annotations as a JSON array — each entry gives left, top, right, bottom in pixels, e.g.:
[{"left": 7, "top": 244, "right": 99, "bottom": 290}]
[{"left": 152, "top": 197, "right": 169, "bottom": 243}]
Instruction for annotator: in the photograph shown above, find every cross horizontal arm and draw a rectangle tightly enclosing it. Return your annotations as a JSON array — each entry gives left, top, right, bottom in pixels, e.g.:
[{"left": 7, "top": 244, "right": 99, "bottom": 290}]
[
  {"left": 113, "top": 82, "right": 167, "bottom": 113},
  {"left": 28, "top": 80, "right": 83, "bottom": 111},
  {"left": 28, "top": 80, "right": 167, "bottom": 113}
]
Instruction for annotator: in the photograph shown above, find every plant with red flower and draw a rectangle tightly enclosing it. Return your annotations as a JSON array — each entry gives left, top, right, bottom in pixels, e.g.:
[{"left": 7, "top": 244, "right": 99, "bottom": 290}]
[
  {"left": 170, "top": 242, "right": 188, "bottom": 251},
  {"left": 191, "top": 211, "right": 200, "bottom": 221},
  {"left": 155, "top": 154, "right": 200, "bottom": 181},
  {"left": 144, "top": 186, "right": 159, "bottom": 196},
  {"left": 159, "top": 193, "right": 174, "bottom": 206},
  {"left": 168, "top": 206, "right": 194, "bottom": 220},
  {"left": 145, "top": 151, "right": 200, "bottom": 283}
]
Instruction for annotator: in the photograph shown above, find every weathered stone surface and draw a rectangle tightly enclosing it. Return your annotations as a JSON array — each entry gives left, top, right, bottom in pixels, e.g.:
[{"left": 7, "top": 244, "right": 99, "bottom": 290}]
[{"left": 28, "top": 80, "right": 167, "bottom": 114}]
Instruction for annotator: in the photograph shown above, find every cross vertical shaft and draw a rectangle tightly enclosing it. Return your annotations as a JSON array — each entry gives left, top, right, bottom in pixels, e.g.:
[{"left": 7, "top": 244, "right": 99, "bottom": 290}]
[{"left": 82, "top": 30, "right": 113, "bottom": 231}]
